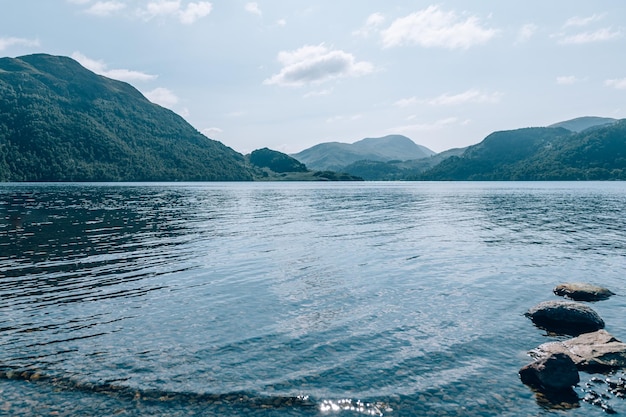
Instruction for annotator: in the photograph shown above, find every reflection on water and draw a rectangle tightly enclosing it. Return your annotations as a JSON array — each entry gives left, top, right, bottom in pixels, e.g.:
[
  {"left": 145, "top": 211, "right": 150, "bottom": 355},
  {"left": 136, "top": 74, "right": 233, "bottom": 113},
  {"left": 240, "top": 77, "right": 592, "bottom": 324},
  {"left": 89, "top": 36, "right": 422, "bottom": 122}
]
[{"left": 1, "top": 182, "right": 626, "bottom": 416}]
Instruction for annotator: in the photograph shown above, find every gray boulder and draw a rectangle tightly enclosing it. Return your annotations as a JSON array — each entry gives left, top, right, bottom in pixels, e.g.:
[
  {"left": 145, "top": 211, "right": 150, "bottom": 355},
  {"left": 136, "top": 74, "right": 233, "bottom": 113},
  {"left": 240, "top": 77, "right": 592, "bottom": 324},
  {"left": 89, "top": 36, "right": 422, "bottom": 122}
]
[
  {"left": 519, "top": 352, "right": 580, "bottom": 391},
  {"left": 553, "top": 283, "right": 615, "bottom": 302},
  {"left": 526, "top": 300, "right": 604, "bottom": 335},
  {"left": 531, "top": 330, "right": 626, "bottom": 372}
]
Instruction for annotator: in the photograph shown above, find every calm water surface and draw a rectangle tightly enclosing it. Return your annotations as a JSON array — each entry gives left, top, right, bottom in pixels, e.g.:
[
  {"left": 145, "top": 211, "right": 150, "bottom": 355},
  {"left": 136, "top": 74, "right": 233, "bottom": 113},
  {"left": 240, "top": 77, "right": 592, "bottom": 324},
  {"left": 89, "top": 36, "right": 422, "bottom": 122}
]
[{"left": 1, "top": 182, "right": 625, "bottom": 416}]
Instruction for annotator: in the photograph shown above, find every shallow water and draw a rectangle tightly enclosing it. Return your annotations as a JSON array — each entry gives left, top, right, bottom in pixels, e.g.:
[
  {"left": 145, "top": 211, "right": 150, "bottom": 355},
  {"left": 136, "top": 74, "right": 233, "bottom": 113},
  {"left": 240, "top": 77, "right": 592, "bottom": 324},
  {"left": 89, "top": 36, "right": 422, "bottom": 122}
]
[{"left": 1, "top": 182, "right": 625, "bottom": 416}]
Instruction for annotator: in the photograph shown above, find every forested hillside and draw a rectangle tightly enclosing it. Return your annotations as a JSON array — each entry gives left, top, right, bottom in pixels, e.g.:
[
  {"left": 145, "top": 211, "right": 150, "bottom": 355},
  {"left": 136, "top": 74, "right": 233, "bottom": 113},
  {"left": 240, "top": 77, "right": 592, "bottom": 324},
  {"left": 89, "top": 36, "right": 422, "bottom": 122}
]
[
  {"left": 0, "top": 54, "right": 252, "bottom": 181},
  {"left": 420, "top": 121, "right": 626, "bottom": 180}
]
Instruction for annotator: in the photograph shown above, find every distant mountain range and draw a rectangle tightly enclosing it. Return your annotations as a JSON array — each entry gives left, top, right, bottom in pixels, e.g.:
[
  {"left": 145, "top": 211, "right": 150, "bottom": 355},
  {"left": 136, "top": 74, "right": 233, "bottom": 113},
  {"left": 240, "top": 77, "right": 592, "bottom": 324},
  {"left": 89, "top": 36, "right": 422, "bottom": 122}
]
[
  {"left": 290, "top": 116, "right": 625, "bottom": 181},
  {"left": 548, "top": 116, "right": 617, "bottom": 132},
  {"left": 291, "top": 135, "right": 435, "bottom": 172},
  {"left": 1, "top": 53, "right": 624, "bottom": 182}
]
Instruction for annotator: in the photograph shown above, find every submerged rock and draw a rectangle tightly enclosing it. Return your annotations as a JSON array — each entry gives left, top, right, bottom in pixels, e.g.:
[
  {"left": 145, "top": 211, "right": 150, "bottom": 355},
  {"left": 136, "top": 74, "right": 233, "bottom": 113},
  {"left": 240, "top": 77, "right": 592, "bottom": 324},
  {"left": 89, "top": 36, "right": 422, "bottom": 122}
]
[
  {"left": 553, "top": 283, "right": 615, "bottom": 302},
  {"left": 526, "top": 300, "right": 604, "bottom": 335},
  {"left": 520, "top": 353, "right": 580, "bottom": 392},
  {"left": 532, "top": 330, "right": 626, "bottom": 372}
]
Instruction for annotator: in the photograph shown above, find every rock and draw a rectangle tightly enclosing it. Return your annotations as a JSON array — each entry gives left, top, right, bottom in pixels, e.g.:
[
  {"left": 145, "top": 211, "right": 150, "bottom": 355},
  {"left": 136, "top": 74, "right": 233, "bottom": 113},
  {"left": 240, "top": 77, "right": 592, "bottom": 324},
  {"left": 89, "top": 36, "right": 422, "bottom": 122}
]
[
  {"left": 526, "top": 300, "right": 604, "bottom": 335},
  {"left": 520, "top": 352, "right": 580, "bottom": 391},
  {"left": 553, "top": 283, "right": 615, "bottom": 302},
  {"left": 532, "top": 330, "right": 626, "bottom": 372}
]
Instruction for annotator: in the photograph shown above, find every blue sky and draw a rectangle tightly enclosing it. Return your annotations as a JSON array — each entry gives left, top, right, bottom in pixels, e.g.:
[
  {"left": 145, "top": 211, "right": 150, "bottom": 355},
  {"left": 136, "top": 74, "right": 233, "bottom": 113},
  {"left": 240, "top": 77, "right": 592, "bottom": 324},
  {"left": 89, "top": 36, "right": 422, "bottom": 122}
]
[{"left": 2, "top": 1, "right": 626, "bottom": 153}]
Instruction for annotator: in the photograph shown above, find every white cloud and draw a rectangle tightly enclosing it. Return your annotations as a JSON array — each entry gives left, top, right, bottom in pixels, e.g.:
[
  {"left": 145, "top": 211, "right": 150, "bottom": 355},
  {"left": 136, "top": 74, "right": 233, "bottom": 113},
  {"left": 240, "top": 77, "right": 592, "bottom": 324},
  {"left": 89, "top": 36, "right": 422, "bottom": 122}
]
[
  {"left": 517, "top": 23, "right": 538, "bottom": 43},
  {"left": 85, "top": 1, "right": 126, "bottom": 16},
  {"left": 564, "top": 13, "right": 605, "bottom": 28},
  {"left": 0, "top": 37, "right": 40, "bottom": 51},
  {"left": 303, "top": 88, "right": 333, "bottom": 98},
  {"left": 144, "top": 87, "right": 179, "bottom": 109},
  {"left": 605, "top": 78, "right": 626, "bottom": 90},
  {"left": 390, "top": 117, "right": 459, "bottom": 133},
  {"left": 178, "top": 2, "right": 213, "bottom": 24},
  {"left": 70, "top": 0, "right": 212, "bottom": 23},
  {"left": 245, "top": 2, "right": 262, "bottom": 16},
  {"left": 202, "top": 127, "right": 223, "bottom": 137},
  {"left": 394, "top": 96, "right": 419, "bottom": 107},
  {"left": 264, "top": 44, "right": 374, "bottom": 87},
  {"left": 380, "top": 5, "right": 497, "bottom": 49},
  {"left": 142, "top": 0, "right": 181, "bottom": 18},
  {"left": 428, "top": 89, "right": 502, "bottom": 106},
  {"left": 326, "top": 114, "right": 362, "bottom": 123},
  {"left": 558, "top": 27, "right": 621, "bottom": 44},
  {"left": 276, "top": 18, "right": 287, "bottom": 27},
  {"left": 72, "top": 52, "right": 158, "bottom": 82},
  {"left": 556, "top": 75, "right": 580, "bottom": 85},
  {"left": 394, "top": 89, "right": 501, "bottom": 107},
  {"left": 353, "top": 12, "right": 385, "bottom": 38}
]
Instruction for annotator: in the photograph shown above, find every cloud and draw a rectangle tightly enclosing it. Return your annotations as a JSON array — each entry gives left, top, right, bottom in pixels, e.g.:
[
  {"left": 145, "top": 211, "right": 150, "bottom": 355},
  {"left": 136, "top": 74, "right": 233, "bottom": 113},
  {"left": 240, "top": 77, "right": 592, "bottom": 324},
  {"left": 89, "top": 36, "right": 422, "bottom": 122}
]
[
  {"left": 276, "top": 18, "right": 287, "bottom": 27},
  {"left": 326, "top": 114, "right": 362, "bottom": 123},
  {"left": 144, "top": 87, "right": 179, "bottom": 109},
  {"left": 264, "top": 44, "right": 374, "bottom": 87},
  {"left": 178, "top": 1, "right": 213, "bottom": 24},
  {"left": 72, "top": 52, "right": 158, "bottom": 82},
  {"left": 394, "top": 96, "right": 419, "bottom": 107},
  {"left": 353, "top": 12, "right": 385, "bottom": 38},
  {"left": 558, "top": 27, "right": 622, "bottom": 44},
  {"left": 390, "top": 117, "right": 459, "bottom": 133},
  {"left": 245, "top": 2, "right": 262, "bottom": 16},
  {"left": 0, "top": 37, "right": 40, "bottom": 51},
  {"left": 202, "top": 127, "right": 223, "bottom": 137},
  {"left": 397, "top": 89, "right": 502, "bottom": 107},
  {"left": 303, "top": 88, "right": 333, "bottom": 98},
  {"left": 427, "top": 89, "right": 502, "bottom": 105},
  {"left": 556, "top": 75, "right": 580, "bottom": 85},
  {"left": 517, "top": 23, "right": 538, "bottom": 43},
  {"left": 564, "top": 13, "right": 605, "bottom": 28},
  {"left": 85, "top": 1, "right": 127, "bottom": 16},
  {"left": 141, "top": 0, "right": 181, "bottom": 19},
  {"left": 380, "top": 5, "right": 497, "bottom": 49},
  {"left": 76, "top": 0, "right": 213, "bottom": 24},
  {"left": 605, "top": 78, "right": 626, "bottom": 90}
]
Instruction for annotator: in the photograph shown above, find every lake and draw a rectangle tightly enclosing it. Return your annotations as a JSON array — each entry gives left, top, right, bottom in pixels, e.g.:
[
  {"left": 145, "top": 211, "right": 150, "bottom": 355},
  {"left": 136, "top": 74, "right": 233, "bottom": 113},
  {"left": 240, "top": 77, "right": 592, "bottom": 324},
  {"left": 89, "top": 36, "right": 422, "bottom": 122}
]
[{"left": 1, "top": 182, "right": 625, "bottom": 416}]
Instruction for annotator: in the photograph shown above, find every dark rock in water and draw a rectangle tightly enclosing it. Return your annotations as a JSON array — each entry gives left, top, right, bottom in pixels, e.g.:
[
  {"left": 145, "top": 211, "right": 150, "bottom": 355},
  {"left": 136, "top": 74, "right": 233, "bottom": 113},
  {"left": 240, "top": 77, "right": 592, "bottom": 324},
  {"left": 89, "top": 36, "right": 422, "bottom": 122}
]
[
  {"left": 531, "top": 330, "right": 626, "bottom": 372},
  {"left": 526, "top": 300, "right": 604, "bottom": 335},
  {"left": 520, "top": 352, "right": 580, "bottom": 392},
  {"left": 553, "top": 283, "right": 615, "bottom": 302}
]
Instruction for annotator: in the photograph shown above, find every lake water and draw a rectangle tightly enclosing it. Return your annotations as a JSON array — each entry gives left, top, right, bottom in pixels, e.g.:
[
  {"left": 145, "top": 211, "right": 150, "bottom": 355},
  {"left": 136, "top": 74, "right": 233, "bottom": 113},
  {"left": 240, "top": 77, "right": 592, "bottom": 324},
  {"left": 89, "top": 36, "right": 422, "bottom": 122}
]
[{"left": 1, "top": 182, "right": 626, "bottom": 416}]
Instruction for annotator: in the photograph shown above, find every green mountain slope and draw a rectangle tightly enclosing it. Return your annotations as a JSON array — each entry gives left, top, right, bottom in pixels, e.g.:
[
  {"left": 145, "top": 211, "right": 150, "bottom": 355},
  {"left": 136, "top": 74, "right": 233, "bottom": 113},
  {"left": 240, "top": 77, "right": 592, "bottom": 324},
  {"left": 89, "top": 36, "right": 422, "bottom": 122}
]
[
  {"left": 549, "top": 116, "right": 617, "bottom": 133},
  {"left": 421, "top": 121, "right": 626, "bottom": 180},
  {"left": 246, "top": 147, "right": 362, "bottom": 181},
  {"left": 291, "top": 135, "right": 435, "bottom": 172},
  {"left": 0, "top": 54, "right": 252, "bottom": 181}
]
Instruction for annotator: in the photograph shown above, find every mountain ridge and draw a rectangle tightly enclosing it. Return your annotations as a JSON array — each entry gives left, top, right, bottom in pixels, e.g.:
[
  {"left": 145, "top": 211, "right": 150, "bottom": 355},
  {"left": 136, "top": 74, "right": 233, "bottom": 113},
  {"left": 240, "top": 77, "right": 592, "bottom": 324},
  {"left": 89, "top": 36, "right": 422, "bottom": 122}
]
[
  {"left": 0, "top": 53, "right": 252, "bottom": 181},
  {"left": 1, "top": 53, "right": 624, "bottom": 182},
  {"left": 291, "top": 134, "right": 435, "bottom": 172}
]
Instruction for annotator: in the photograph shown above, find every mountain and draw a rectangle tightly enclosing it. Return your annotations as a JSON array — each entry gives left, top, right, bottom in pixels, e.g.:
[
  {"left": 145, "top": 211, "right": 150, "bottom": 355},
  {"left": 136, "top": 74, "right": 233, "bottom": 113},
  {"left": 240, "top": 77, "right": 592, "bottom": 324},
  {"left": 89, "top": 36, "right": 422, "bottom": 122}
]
[
  {"left": 291, "top": 135, "right": 435, "bottom": 172},
  {"left": 343, "top": 147, "right": 467, "bottom": 180},
  {"left": 249, "top": 147, "right": 308, "bottom": 173},
  {"left": 246, "top": 147, "right": 362, "bottom": 181},
  {"left": 549, "top": 116, "right": 617, "bottom": 133},
  {"left": 420, "top": 120, "right": 626, "bottom": 180},
  {"left": 0, "top": 53, "right": 252, "bottom": 181}
]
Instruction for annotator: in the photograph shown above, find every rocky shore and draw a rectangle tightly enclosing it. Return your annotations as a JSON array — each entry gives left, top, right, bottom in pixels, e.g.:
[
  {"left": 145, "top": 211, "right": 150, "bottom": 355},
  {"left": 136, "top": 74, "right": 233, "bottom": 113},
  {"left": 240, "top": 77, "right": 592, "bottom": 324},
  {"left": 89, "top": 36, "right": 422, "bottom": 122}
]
[{"left": 521, "top": 282, "right": 626, "bottom": 413}]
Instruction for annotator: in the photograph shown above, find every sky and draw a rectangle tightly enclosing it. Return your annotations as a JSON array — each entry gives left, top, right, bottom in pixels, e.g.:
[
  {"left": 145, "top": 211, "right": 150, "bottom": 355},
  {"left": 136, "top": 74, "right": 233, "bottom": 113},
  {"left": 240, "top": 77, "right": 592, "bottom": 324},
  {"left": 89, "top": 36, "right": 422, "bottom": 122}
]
[{"left": 1, "top": 1, "right": 626, "bottom": 154}]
